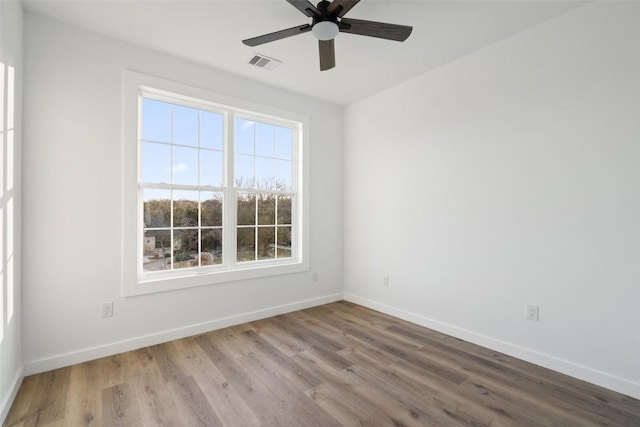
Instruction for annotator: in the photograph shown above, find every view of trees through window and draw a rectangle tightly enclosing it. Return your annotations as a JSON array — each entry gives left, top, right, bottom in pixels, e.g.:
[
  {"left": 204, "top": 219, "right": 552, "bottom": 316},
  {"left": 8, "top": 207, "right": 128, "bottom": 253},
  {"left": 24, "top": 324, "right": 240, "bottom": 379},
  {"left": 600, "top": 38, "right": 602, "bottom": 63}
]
[
  {"left": 237, "top": 193, "right": 292, "bottom": 261},
  {"left": 143, "top": 191, "right": 223, "bottom": 270},
  {"left": 140, "top": 96, "right": 296, "bottom": 273}
]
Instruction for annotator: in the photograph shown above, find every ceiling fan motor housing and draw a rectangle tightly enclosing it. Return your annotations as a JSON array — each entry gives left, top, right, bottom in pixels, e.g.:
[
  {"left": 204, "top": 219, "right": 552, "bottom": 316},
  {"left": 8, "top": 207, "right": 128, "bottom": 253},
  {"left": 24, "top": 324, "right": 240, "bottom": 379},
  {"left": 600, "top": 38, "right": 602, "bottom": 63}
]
[{"left": 311, "top": 0, "right": 340, "bottom": 40}]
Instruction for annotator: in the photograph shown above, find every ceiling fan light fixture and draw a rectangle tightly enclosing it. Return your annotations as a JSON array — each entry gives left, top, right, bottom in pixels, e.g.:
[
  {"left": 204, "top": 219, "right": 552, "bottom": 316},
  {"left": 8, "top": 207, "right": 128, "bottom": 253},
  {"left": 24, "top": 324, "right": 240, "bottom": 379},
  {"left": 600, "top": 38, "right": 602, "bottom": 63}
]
[{"left": 312, "top": 21, "right": 339, "bottom": 40}]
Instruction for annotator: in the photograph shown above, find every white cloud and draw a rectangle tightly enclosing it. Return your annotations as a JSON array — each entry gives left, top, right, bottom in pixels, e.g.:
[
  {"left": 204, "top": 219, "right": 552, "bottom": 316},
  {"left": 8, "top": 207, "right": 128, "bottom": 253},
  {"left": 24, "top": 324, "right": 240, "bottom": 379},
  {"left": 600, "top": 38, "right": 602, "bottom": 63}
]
[{"left": 173, "top": 163, "right": 188, "bottom": 173}]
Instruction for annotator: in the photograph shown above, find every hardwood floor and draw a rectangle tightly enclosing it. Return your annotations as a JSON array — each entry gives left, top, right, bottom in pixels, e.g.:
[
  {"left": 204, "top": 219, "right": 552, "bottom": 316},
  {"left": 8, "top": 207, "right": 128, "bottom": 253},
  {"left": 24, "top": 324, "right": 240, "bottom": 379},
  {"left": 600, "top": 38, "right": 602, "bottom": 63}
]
[{"left": 5, "top": 301, "right": 640, "bottom": 426}]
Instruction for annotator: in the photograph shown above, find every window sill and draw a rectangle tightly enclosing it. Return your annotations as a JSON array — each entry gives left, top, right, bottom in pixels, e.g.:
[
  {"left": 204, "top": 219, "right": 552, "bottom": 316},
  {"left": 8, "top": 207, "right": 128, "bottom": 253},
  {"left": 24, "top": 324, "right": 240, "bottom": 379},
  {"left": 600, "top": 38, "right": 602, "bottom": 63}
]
[{"left": 125, "top": 260, "right": 308, "bottom": 297}]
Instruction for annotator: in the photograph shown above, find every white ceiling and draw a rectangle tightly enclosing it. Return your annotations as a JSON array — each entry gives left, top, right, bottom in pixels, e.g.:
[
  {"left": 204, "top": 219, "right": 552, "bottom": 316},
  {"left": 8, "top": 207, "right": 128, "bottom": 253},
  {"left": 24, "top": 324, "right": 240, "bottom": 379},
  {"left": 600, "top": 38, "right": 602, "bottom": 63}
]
[{"left": 21, "top": 0, "right": 583, "bottom": 106}]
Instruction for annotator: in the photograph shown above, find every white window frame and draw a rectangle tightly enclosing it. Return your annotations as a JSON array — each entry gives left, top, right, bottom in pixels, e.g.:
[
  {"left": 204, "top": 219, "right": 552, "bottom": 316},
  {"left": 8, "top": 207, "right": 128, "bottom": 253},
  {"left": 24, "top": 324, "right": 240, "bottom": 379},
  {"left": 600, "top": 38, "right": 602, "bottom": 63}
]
[{"left": 123, "top": 71, "right": 309, "bottom": 296}]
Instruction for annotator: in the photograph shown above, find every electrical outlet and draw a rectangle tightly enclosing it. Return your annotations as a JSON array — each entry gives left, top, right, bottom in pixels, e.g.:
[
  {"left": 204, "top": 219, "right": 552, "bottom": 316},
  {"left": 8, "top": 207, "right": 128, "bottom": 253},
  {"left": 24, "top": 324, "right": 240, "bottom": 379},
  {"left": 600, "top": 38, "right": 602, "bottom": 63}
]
[
  {"left": 312, "top": 272, "right": 319, "bottom": 283},
  {"left": 101, "top": 302, "right": 114, "bottom": 318},
  {"left": 527, "top": 304, "right": 539, "bottom": 321},
  {"left": 383, "top": 276, "right": 390, "bottom": 286}
]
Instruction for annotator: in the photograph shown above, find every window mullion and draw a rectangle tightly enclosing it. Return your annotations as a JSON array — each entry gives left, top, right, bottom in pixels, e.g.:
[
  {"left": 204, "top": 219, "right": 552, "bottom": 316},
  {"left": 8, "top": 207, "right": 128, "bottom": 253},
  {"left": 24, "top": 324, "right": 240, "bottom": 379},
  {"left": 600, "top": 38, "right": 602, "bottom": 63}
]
[
  {"left": 169, "top": 104, "right": 175, "bottom": 270},
  {"left": 198, "top": 193, "right": 202, "bottom": 268},
  {"left": 226, "top": 111, "right": 237, "bottom": 267},
  {"left": 254, "top": 195, "right": 258, "bottom": 261},
  {"left": 170, "top": 188, "right": 174, "bottom": 270},
  {"left": 197, "top": 110, "right": 202, "bottom": 268},
  {"left": 275, "top": 195, "right": 279, "bottom": 259}
]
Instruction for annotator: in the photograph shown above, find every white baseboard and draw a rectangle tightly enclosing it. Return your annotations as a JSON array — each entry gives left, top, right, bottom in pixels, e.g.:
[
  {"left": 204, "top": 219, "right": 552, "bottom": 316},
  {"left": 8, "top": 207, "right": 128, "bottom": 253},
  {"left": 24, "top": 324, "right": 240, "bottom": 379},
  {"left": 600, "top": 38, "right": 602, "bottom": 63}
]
[
  {"left": 1, "top": 366, "right": 24, "bottom": 426},
  {"left": 344, "top": 292, "right": 640, "bottom": 400},
  {"left": 25, "top": 293, "right": 343, "bottom": 376}
]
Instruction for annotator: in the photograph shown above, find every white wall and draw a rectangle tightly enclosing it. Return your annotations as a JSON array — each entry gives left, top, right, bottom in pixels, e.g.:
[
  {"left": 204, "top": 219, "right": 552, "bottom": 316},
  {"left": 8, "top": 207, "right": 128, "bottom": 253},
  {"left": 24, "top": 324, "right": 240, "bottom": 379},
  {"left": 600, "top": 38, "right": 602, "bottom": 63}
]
[
  {"left": 0, "top": 0, "right": 23, "bottom": 422},
  {"left": 344, "top": 2, "right": 640, "bottom": 398},
  {"left": 22, "top": 13, "right": 343, "bottom": 372}
]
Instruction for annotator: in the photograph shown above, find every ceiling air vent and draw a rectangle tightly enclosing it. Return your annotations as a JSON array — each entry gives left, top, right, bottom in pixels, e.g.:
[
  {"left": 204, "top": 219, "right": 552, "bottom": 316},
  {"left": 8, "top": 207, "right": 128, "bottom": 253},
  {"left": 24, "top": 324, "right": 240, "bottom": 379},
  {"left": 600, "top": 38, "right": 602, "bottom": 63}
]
[{"left": 248, "top": 53, "right": 281, "bottom": 70}]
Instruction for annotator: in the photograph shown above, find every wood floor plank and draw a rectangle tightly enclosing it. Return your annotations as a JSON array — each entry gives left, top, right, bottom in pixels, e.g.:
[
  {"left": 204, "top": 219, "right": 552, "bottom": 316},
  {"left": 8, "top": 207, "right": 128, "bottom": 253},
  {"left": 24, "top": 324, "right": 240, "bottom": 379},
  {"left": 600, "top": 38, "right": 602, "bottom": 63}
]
[
  {"left": 341, "top": 346, "right": 496, "bottom": 426},
  {"left": 307, "top": 305, "right": 423, "bottom": 362},
  {"left": 195, "top": 333, "right": 304, "bottom": 426},
  {"left": 101, "top": 383, "right": 140, "bottom": 427},
  {"left": 306, "top": 382, "right": 388, "bottom": 427},
  {"left": 64, "top": 360, "right": 102, "bottom": 426},
  {"left": 296, "top": 349, "right": 452, "bottom": 426},
  {"left": 234, "top": 351, "right": 341, "bottom": 427},
  {"left": 98, "top": 352, "right": 142, "bottom": 389},
  {"left": 239, "top": 329, "right": 323, "bottom": 391},
  {"left": 130, "top": 371, "right": 185, "bottom": 427},
  {"left": 189, "top": 368, "right": 261, "bottom": 427},
  {"left": 5, "top": 301, "right": 639, "bottom": 426},
  {"left": 144, "top": 343, "right": 188, "bottom": 385},
  {"left": 266, "top": 314, "right": 354, "bottom": 370},
  {"left": 3, "top": 376, "right": 38, "bottom": 427},
  {"left": 167, "top": 375, "right": 224, "bottom": 426},
  {"left": 22, "top": 367, "right": 70, "bottom": 426},
  {"left": 253, "top": 320, "right": 307, "bottom": 356},
  {"left": 173, "top": 337, "right": 261, "bottom": 427}
]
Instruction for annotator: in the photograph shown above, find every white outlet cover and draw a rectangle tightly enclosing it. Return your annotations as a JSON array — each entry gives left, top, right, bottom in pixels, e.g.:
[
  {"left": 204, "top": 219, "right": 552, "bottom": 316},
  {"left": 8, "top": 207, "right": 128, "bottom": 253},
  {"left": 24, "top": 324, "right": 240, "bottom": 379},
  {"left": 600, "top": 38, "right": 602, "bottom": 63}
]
[
  {"left": 101, "top": 302, "right": 114, "bottom": 317},
  {"left": 527, "top": 304, "right": 539, "bottom": 321}
]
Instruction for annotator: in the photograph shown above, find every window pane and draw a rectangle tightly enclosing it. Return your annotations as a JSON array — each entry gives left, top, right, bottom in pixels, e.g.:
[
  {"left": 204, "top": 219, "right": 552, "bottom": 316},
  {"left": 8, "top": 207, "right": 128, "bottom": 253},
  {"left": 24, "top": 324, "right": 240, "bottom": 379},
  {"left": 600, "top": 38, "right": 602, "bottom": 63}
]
[
  {"left": 142, "top": 98, "right": 171, "bottom": 143},
  {"left": 142, "top": 142, "right": 171, "bottom": 184},
  {"left": 256, "top": 157, "right": 275, "bottom": 189},
  {"left": 143, "top": 189, "right": 170, "bottom": 228},
  {"left": 173, "top": 229, "right": 198, "bottom": 269},
  {"left": 258, "top": 194, "right": 275, "bottom": 225},
  {"left": 277, "top": 227, "right": 292, "bottom": 258},
  {"left": 172, "top": 145, "right": 198, "bottom": 185},
  {"left": 277, "top": 195, "right": 292, "bottom": 225},
  {"left": 237, "top": 227, "right": 255, "bottom": 262},
  {"left": 275, "top": 127, "right": 292, "bottom": 160},
  {"left": 235, "top": 118, "right": 254, "bottom": 154},
  {"left": 256, "top": 122, "right": 274, "bottom": 157},
  {"left": 258, "top": 227, "right": 275, "bottom": 260},
  {"left": 201, "top": 192, "right": 222, "bottom": 227},
  {"left": 143, "top": 230, "right": 171, "bottom": 271},
  {"left": 200, "top": 110, "right": 223, "bottom": 150},
  {"left": 201, "top": 228, "right": 222, "bottom": 265},
  {"left": 237, "top": 193, "right": 256, "bottom": 225},
  {"left": 173, "top": 105, "right": 198, "bottom": 147},
  {"left": 200, "top": 149, "right": 223, "bottom": 187},
  {"left": 173, "top": 190, "right": 199, "bottom": 227},
  {"left": 276, "top": 159, "right": 292, "bottom": 190},
  {"left": 235, "top": 154, "right": 254, "bottom": 188}
]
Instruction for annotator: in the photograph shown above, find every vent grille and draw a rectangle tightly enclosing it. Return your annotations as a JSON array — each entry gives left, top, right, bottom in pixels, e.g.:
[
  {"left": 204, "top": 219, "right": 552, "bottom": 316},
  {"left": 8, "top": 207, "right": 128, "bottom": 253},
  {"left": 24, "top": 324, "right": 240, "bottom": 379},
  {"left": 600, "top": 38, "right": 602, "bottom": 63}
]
[{"left": 248, "top": 53, "right": 281, "bottom": 70}]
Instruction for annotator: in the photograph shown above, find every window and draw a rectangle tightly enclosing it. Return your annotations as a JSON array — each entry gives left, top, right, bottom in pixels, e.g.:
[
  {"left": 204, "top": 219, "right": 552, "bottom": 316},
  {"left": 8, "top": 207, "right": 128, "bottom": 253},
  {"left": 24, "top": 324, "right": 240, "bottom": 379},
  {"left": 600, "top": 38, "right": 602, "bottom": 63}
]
[
  {"left": 123, "top": 71, "right": 308, "bottom": 296},
  {"left": 1, "top": 62, "right": 17, "bottom": 331}
]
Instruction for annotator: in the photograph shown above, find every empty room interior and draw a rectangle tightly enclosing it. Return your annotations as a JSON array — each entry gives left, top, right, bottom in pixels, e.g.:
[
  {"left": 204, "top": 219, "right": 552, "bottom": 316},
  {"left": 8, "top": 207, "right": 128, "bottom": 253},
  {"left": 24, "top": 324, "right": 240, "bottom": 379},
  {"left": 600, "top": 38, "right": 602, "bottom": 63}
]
[{"left": 1, "top": 0, "right": 639, "bottom": 425}]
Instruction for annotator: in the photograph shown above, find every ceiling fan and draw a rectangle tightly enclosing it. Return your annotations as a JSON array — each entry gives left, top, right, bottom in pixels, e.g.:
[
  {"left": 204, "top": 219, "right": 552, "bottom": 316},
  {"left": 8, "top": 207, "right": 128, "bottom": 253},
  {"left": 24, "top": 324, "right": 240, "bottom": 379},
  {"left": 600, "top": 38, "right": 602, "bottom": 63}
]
[{"left": 242, "top": 0, "right": 413, "bottom": 71}]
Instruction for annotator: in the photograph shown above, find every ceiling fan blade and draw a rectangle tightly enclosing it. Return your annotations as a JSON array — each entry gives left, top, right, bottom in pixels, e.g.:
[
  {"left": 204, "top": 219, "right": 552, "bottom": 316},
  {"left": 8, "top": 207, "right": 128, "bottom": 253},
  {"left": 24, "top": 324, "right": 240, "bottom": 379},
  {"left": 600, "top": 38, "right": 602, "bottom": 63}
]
[
  {"left": 319, "top": 39, "right": 335, "bottom": 71},
  {"left": 243, "top": 24, "right": 312, "bottom": 47},
  {"left": 286, "top": 0, "right": 320, "bottom": 17},
  {"left": 339, "top": 18, "right": 412, "bottom": 42},
  {"left": 327, "top": 0, "right": 360, "bottom": 18}
]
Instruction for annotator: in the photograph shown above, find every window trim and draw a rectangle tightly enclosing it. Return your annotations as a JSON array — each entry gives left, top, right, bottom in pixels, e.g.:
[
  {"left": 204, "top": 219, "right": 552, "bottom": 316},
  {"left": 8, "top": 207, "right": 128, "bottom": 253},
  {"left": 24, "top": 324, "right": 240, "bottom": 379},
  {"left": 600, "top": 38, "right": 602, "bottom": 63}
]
[{"left": 123, "top": 70, "right": 309, "bottom": 296}]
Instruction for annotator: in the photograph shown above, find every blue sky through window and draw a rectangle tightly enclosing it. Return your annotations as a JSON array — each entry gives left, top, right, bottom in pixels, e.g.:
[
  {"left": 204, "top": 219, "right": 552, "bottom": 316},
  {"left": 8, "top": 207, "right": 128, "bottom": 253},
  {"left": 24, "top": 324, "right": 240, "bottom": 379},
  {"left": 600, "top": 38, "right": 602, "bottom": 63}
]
[
  {"left": 141, "top": 98, "right": 224, "bottom": 186},
  {"left": 141, "top": 98, "right": 293, "bottom": 191},
  {"left": 234, "top": 118, "right": 293, "bottom": 190}
]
